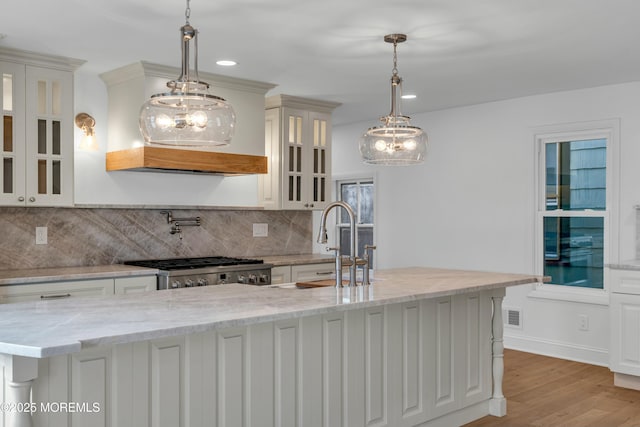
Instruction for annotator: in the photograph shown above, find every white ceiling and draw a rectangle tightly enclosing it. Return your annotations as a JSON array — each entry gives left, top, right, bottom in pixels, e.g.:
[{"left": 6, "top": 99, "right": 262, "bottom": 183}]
[{"left": 2, "top": 0, "right": 640, "bottom": 125}]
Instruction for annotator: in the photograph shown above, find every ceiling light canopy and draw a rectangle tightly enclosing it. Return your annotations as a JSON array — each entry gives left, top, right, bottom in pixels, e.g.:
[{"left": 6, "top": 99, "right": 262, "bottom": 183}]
[
  {"left": 139, "top": 0, "right": 235, "bottom": 147},
  {"left": 359, "top": 34, "right": 427, "bottom": 165}
]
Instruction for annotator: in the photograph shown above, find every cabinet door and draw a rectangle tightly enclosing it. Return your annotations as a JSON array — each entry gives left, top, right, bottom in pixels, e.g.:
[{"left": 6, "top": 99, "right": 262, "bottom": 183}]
[
  {"left": 0, "top": 61, "right": 26, "bottom": 205},
  {"left": 0, "top": 279, "right": 115, "bottom": 304},
  {"left": 114, "top": 276, "right": 157, "bottom": 294},
  {"left": 610, "top": 293, "right": 640, "bottom": 375},
  {"left": 25, "top": 66, "right": 73, "bottom": 206},
  {"left": 291, "top": 263, "right": 334, "bottom": 283},
  {"left": 281, "top": 107, "right": 306, "bottom": 210},
  {"left": 307, "top": 111, "right": 331, "bottom": 210},
  {"left": 270, "top": 266, "right": 291, "bottom": 285}
]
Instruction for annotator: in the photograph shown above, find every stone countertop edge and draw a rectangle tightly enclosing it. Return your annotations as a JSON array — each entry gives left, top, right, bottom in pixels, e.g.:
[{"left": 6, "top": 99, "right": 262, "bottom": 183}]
[
  {"left": 607, "top": 260, "right": 640, "bottom": 271},
  {"left": 0, "top": 267, "right": 544, "bottom": 359},
  {"left": 0, "top": 265, "right": 159, "bottom": 286}
]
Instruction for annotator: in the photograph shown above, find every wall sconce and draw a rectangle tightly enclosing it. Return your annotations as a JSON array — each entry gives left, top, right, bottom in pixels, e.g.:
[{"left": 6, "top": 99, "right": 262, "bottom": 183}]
[{"left": 75, "top": 112, "right": 98, "bottom": 151}]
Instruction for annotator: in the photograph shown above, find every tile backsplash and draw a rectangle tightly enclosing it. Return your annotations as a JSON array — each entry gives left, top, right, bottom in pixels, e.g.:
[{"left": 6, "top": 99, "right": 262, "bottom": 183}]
[{"left": 0, "top": 207, "right": 312, "bottom": 270}]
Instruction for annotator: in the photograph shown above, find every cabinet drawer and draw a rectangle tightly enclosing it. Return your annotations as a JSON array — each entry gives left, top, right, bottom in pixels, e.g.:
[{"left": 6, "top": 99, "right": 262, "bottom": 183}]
[
  {"left": 610, "top": 268, "right": 640, "bottom": 295},
  {"left": 114, "top": 276, "right": 157, "bottom": 294},
  {"left": 0, "top": 279, "right": 114, "bottom": 304},
  {"left": 291, "top": 263, "right": 334, "bottom": 282}
]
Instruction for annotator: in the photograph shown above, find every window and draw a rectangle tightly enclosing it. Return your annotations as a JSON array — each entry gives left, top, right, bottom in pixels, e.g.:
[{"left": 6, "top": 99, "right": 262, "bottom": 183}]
[
  {"left": 336, "top": 178, "right": 375, "bottom": 265},
  {"left": 533, "top": 120, "right": 618, "bottom": 302}
]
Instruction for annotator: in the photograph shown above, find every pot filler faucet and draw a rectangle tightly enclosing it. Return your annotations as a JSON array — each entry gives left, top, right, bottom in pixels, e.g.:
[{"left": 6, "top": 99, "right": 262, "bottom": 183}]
[{"left": 317, "top": 201, "right": 376, "bottom": 288}]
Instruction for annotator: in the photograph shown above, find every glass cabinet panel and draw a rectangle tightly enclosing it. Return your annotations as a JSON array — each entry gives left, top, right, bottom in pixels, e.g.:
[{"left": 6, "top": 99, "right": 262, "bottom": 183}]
[
  {"left": 3, "top": 116, "right": 12, "bottom": 152},
  {"left": 37, "top": 81, "right": 46, "bottom": 115},
  {"left": 2, "top": 73, "right": 15, "bottom": 196},
  {"left": 3, "top": 74, "right": 12, "bottom": 112},
  {"left": 2, "top": 158, "right": 12, "bottom": 194}
]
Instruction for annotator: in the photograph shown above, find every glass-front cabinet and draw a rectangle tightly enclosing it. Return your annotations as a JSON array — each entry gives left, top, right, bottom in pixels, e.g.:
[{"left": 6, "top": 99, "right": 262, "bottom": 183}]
[
  {"left": 0, "top": 49, "right": 79, "bottom": 207},
  {"left": 260, "top": 95, "right": 340, "bottom": 210}
]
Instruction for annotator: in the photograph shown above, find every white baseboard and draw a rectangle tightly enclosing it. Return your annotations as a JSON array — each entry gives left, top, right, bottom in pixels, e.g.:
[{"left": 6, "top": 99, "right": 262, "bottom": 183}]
[{"left": 504, "top": 333, "right": 609, "bottom": 367}]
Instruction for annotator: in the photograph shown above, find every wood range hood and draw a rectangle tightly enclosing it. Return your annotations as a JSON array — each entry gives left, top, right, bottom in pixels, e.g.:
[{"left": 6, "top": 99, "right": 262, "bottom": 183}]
[{"left": 106, "top": 146, "right": 268, "bottom": 176}]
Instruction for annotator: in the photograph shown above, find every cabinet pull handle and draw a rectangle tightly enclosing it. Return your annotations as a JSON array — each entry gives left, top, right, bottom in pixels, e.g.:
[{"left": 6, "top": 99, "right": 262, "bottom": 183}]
[
  {"left": 316, "top": 271, "right": 333, "bottom": 275},
  {"left": 18, "top": 196, "right": 25, "bottom": 202},
  {"left": 29, "top": 197, "right": 36, "bottom": 202},
  {"left": 40, "top": 293, "right": 71, "bottom": 300}
]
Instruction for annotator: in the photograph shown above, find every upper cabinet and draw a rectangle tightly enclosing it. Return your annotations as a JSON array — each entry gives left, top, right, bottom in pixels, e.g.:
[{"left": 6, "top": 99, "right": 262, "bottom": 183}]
[
  {"left": 0, "top": 48, "right": 83, "bottom": 206},
  {"left": 260, "top": 95, "right": 340, "bottom": 210}
]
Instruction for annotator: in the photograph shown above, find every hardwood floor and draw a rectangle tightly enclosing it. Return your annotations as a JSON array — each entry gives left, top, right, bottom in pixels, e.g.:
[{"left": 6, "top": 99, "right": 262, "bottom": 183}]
[{"left": 463, "top": 349, "right": 640, "bottom": 427}]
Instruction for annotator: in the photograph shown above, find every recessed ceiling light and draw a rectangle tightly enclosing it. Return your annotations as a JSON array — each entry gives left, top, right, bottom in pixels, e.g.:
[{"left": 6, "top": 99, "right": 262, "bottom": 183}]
[
  {"left": 216, "top": 60, "right": 237, "bottom": 67},
  {"left": 401, "top": 94, "right": 417, "bottom": 99}
]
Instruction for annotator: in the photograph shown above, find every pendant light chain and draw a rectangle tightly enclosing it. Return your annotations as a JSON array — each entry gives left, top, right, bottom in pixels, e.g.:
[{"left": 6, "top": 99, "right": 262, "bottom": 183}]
[{"left": 185, "top": 0, "right": 191, "bottom": 24}]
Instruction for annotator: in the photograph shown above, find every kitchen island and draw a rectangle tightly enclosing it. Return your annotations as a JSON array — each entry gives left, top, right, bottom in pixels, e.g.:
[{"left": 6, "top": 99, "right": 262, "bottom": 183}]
[{"left": 0, "top": 267, "right": 542, "bottom": 427}]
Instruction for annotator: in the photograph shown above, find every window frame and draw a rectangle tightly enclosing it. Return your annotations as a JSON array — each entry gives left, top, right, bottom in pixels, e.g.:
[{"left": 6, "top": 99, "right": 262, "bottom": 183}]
[
  {"left": 334, "top": 175, "right": 376, "bottom": 267},
  {"left": 531, "top": 119, "right": 619, "bottom": 305}
]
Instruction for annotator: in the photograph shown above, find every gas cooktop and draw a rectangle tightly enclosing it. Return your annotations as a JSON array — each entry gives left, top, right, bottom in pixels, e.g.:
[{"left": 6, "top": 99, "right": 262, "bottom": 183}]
[{"left": 124, "top": 256, "right": 264, "bottom": 271}]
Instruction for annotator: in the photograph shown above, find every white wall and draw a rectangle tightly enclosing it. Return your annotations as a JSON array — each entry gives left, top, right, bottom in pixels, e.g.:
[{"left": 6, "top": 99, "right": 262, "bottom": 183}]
[
  {"left": 331, "top": 81, "right": 640, "bottom": 365},
  {"left": 72, "top": 67, "right": 262, "bottom": 207}
]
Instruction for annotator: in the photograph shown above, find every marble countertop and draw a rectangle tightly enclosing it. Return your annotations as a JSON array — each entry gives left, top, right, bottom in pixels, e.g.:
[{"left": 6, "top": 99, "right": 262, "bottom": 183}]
[
  {"left": 607, "top": 260, "right": 640, "bottom": 271},
  {"left": 0, "top": 267, "right": 543, "bottom": 359},
  {"left": 0, "top": 254, "right": 331, "bottom": 286},
  {"left": 0, "top": 264, "right": 159, "bottom": 286}
]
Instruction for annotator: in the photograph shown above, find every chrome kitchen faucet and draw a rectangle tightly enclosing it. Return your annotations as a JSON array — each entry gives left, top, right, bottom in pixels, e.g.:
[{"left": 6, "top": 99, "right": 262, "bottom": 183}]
[{"left": 317, "top": 201, "right": 365, "bottom": 288}]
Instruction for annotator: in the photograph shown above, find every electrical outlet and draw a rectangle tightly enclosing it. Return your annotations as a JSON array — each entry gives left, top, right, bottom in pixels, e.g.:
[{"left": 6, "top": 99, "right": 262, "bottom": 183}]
[
  {"left": 578, "top": 314, "right": 589, "bottom": 331},
  {"left": 35, "top": 226, "right": 48, "bottom": 245},
  {"left": 253, "top": 223, "right": 268, "bottom": 237}
]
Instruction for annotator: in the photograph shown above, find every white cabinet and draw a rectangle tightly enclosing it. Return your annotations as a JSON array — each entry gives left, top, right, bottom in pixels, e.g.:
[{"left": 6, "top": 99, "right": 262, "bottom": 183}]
[
  {"left": 114, "top": 276, "right": 157, "bottom": 294},
  {"left": 270, "top": 262, "right": 334, "bottom": 284},
  {"left": 24, "top": 290, "right": 498, "bottom": 427},
  {"left": 0, "top": 48, "right": 82, "bottom": 206},
  {"left": 0, "top": 275, "right": 157, "bottom": 303},
  {"left": 0, "top": 279, "right": 114, "bottom": 304},
  {"left": 259, "top": 95, "right": 340, "bottom": 210},
  {"left": 290, "top": 262, "right": 334, "bottom": 282},
  {"left": 609, "top": 268, "right": 640, "bottom": 390},
  {"left": 270, "top": 266, "right": 291, "bottom": 285}
]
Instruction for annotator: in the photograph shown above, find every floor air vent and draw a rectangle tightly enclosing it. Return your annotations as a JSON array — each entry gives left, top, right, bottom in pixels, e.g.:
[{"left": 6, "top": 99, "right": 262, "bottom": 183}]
[{"left": 503, "top": 307, "right": 522, "bottom": 329}]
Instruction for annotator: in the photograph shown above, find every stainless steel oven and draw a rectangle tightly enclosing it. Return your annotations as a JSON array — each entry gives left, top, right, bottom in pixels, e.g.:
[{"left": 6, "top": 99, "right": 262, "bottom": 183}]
[{"left": 124, "top": 256, "right": 272, "bottom": 290}]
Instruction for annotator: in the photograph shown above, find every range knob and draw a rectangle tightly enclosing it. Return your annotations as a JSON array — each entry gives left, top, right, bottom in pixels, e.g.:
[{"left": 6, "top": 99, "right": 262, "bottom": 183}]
[
  {"left": 247, "top": 274, "right": 257, "bottom": 284},
  {"left": 171, "top": 280, "right": 181, "bottom": 289},
  {"left": 184, "top": 279, "right": 195, "bottom": 288},
  {"left": 258, "top": 274, "right": 269, "bottom": 284},
  {"left": 197, "top": 278, "right": 208, "bottom": 286},
  {"left": 237, "top": 275, "right": 246, "bottom": 284}
]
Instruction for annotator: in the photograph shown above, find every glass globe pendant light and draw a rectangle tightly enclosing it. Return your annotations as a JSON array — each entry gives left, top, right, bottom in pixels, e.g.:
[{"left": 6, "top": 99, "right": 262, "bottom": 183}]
[
  {"left": 139, "top": 0, "right": 235, "bottom": 147},
  {"left": 359, "top": 34, "right": 427, "bottom": 165}
]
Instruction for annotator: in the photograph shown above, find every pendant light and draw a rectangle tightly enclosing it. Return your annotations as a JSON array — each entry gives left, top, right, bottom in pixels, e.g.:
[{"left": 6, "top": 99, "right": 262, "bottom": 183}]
[
  {"left": 139, "top": 0, "right": 235, "bottom": 147},
  {"left": 359, "top": 34, "right": 427, "bottom": 165}
]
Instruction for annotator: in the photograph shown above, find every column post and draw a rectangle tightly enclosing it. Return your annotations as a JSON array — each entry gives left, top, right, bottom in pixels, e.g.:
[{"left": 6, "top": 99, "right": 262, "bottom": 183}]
[
  {"left": 1, "top": 354, "right": 38, "bottom": 427},
  {"left": 489, "top": 292, "right": 507, "bottom": 416}
]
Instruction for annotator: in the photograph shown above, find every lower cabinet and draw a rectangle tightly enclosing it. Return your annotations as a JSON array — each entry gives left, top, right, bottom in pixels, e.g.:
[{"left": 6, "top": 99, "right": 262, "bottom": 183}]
[
  {"left": 609, "top": 268, "right": 640, "bottom": 390},
  {"left": 27, "top": 291, "right": 496, "bottom": 427},
  {"left": 610, "top": 292, "right": 640, "bottom": 376},
  {"left": 271, "top": 262, "right": 334, "bottom": 285},
  {"left": 0, "top": 275, "right": 157, "bottom": 303},
  {"left": 114, "top": 276, "right": 157, "bottom": 294},
  {"left": 0, "top": 279, "right": 114, "bottom": 304}
]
